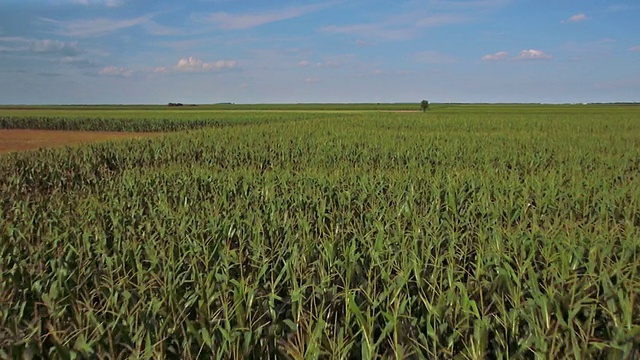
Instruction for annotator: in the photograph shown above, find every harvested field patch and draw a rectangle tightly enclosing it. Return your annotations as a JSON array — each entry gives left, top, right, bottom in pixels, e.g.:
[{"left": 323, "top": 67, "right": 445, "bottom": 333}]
[{"left": 0, "top": 129, "right": 161, "bottom": 153}]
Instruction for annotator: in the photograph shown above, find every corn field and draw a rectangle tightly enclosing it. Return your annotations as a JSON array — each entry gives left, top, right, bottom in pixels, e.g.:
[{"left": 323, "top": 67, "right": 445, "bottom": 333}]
[
  {"left": 1, "top": 108, "right": 640, "bottom": 359},
  {"left": 0, "top": 110, "right": 317, "bottom": 132}
]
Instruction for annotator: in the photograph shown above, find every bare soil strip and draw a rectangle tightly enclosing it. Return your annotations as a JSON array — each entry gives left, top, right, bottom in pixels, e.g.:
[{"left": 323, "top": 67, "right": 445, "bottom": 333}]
[{"left": 0, "top": 129, "right": 162, "bottom": 154}]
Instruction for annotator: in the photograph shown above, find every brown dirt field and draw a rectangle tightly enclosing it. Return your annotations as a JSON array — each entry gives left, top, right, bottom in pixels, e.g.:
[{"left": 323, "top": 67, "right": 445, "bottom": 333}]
[{"left": 0, "top": 129, "right": 163, "bottom": 154}]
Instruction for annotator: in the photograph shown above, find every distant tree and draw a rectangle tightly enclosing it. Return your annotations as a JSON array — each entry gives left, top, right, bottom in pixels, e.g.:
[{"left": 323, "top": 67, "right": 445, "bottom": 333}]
[{"left": 420, "top": 100, "right": 430, "bottom": 112}]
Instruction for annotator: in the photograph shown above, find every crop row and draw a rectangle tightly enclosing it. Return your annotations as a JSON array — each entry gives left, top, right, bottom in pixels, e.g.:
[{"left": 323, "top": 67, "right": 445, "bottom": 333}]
[
  {"left": 0, "top": 111, "right": 323, "bottom": 132},
  {"left": 1, "top": 111, "right": 640, "bottom": 358}
]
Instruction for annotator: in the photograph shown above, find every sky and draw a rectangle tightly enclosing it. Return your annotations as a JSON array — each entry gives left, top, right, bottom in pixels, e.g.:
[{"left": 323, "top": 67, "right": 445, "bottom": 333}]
[{"left": 0, "top": 0, "right": 639, "bottom": 104}]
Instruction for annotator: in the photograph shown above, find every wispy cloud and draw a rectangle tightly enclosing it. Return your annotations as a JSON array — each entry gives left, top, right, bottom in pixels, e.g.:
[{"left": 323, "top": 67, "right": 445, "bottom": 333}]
[
  {"left": 315, "top": 60, "right": 340, "bottom": 68},
  {"left": 311, "top": 54, "right": 355, "bottom": 69},
  {"left": 355, "top": 39, "right": 375, "bottom": 47},
  {"left": 482, "top": 49, "right": 552, "bottom": 61},
  {"left": 151, "top": 39, "right": 209, "bottom": 52},
  {"left": 321, "top": 24, "right": 413, "bottom": 41},
  {"left": 199, "top": 3, "right": 332, "bottom": 30},
  {"left": 142, "top": 21, "right": 184, "bottom": 36},
  {"left": 0, "top": 36, "right": 40, "bottom": 52},
  {"left": 515, "top": 49, "right": 552, "bottom": 60},
  {"left": 630, "top": 46, "right": 640, "bottom": 52},
  {"left": 33, "top": 39, "right": 80, "bottom": 56},
  {"left": 321, "top": 1, "right": 497, "bottom": 41},
  {"left": 0, "top": 37, "right": 80, "bottom": 56},
  {"left": 594, "top": 78, "right": 640, "bottom": 91},
  {"left": 99, "top": 66, "right": 133, "bottom": 77},
  {"left": 414, "top": 14, "right": 469, "bottom": 27},
  {"left": 562, "top": 13, "right": 588, "bottom": 24},
  {"left": 175, "top": 57, "right": 237, "bottom": 72},
  {"left": 415, "top": 50, "right": 456, "bottom": 64},
  {"left": 41, "top": 15, "right": 153, "bottom": 38},
  {"left": 61, "top": 56, "right": 97, "bottom": 69},
  {"left": 425, "top": 0, "right": 513, "bottom": 10},
  {"left": 74, "top": 0, "right": 126, "bottom": 7},
  {"left": 607, "top": 4, "right": 640, "bottom": 12},
  {"left": 481, "top": 51, "right": 509, "bottom": 61},
  {"left": 561, "top": 39, "right": 616, "bottom": 54}
]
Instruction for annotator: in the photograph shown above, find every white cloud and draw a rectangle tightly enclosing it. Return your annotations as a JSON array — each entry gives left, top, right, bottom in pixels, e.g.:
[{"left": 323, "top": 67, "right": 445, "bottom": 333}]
[
  {"left": 297, "top": 60, "right": 310, "bottom": 67},
  {"left": 562, "top": 13, "right": 588, "bottom": 23},
  {"left": 99, "top": 66, "right": 133, "bottom": 77},
  {"left": 305, "top": 77, "right": 319, "bottom": 84},
  {"left": 202, "top": 3, "right": 331, "bottom": 30},
  {"left": 153, "top": 67, "right": 168, "bottom": 73},
  {"left": 515, "top": 49, "right": 552, "bottom": 60},
  {"left": 175, "top": 57, "right": 237, "bottom": 72},
  {"left": 630, "top": 46, "right": 640, "bottom": 52},
  {"left": 481, "top": 51, "right": 508, "bottom": 61}
]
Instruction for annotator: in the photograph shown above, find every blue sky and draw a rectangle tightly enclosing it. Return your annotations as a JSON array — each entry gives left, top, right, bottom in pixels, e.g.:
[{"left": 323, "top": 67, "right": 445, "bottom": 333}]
[{"left": 0, "top": 0, "right": 638, "bottom": 104}]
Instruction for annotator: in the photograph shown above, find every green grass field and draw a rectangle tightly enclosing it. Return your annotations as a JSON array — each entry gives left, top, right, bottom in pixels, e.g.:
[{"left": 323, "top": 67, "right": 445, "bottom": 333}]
[{"left": 1, "top": 104, "right": 639, "bottom": 359}]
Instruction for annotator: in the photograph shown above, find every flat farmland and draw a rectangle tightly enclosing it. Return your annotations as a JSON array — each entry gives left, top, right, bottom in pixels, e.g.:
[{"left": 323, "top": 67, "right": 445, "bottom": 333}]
[{"left": 1, "top": 104, "right": 639, "bottom": 359}]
